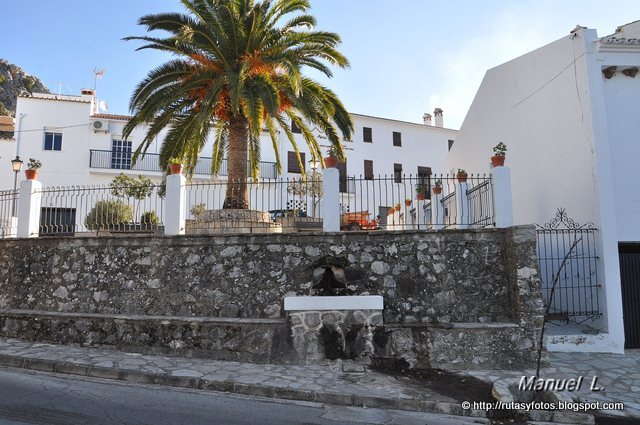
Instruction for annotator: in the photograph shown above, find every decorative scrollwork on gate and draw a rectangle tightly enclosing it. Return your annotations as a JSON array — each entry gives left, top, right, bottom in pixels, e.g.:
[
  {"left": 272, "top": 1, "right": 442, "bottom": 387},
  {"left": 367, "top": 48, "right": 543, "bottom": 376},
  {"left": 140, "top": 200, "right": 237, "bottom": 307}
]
[{"left": 535, "top": 208, "right": 595, "bottom": 230}]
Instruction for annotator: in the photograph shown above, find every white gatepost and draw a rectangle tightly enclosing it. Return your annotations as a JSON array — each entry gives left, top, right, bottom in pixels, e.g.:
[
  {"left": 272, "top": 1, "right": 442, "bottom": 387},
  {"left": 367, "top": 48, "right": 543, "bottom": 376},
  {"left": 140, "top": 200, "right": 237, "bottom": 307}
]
[
  {"left": 491, "top": 166, "right": 513, "bottom": 228},
  {"left": 455, "top": 182, "right": 470, "bottom": 229},
  {"left": 430, "top": 192, "right": 445, "bottom": 230},
  {"left": 321, "top": 168, "right": 340, "bottom": 232},
  {"left": 165, "top": 174, "right": 186, "bottom": 236},
  {"left": 17, "top": 179, "right": 42, "bottom": 238}
]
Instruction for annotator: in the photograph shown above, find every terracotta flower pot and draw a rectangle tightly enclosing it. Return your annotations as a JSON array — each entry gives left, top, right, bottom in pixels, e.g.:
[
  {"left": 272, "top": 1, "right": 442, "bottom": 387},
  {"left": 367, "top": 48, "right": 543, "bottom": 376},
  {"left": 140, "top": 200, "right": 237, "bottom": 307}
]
[
  {"left": 324, "top": 156, "right": 338, "bottom": 168},
  {"left": 169, "top": 163, "right": 183, "bottom": 175},
  {"left": 491, "top": 155, "right": 505, "bottom": 167},
  {"left": 432, "top": 186, "right": 442, "bottom": 195},
  {"left": 404, "top": 200, "right": 412, "bottom": 207},
  {"left": 387, "top": 208, "right": 395, "bottom": 215},
  {"left": 457, "top": 173, "right": 468, "bottom": 183},
  {"left": 416, "top": 193, "right": 426, "bottom": 200},
  {"left": 25, "top": 169, "right": 39, "bottom": 180},
  {"left": 394, "top": 205, "right": 401, "bottom": 212}
]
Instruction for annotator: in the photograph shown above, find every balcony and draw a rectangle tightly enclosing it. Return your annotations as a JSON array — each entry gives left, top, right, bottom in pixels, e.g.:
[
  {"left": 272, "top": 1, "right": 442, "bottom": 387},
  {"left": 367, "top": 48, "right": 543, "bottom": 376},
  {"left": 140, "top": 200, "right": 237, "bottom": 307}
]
[{"left": 89, "top": 150, "right": 278, "bottom": 179}]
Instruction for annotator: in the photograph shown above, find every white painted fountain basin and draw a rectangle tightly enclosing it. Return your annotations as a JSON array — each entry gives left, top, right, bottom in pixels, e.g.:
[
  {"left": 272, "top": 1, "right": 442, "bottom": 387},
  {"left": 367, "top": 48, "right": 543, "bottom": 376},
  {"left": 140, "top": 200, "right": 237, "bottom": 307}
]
[{"left": 284, "top": 295, "right": 383, "bottom": 311}]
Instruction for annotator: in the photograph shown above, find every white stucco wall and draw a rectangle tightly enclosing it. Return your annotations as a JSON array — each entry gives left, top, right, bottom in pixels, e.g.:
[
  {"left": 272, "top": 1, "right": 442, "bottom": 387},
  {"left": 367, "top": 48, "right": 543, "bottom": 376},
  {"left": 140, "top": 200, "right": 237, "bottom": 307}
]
[
  {"left": 0, "top": 140, "right": 16, "bottom": 190},
  {"left": 447, "top": 30, "right": 599, "bottom": 228},
  {"left": 600, "top": 61, "right": 640, "bottom": 241}
]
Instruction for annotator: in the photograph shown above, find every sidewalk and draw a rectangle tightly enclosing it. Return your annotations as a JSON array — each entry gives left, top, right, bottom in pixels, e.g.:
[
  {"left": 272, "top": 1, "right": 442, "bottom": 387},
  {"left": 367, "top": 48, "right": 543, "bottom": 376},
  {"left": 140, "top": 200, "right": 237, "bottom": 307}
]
[{"left": 0, "top": 337, "right": 637, "bottom": 423}]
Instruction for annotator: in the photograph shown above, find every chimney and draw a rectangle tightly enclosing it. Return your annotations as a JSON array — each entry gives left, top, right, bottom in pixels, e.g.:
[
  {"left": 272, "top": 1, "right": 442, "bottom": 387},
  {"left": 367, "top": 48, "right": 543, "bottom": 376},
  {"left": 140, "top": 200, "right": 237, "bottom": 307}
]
[
  {"left": 434, "top": 108, "right": 443, "bottom": 128},
  {"left": 422, "top": 113, "right": 432, "bottom": 126},
  {"left": 80, "top": 89, "right": 97, "bottom": 115}
]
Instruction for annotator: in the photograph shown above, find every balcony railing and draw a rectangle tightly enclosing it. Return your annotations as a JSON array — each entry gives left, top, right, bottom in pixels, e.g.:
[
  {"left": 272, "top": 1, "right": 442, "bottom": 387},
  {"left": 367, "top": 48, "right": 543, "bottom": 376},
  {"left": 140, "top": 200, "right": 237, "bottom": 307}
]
[{"left": 89, "top": 150, "right": 278, "bottom": 179}]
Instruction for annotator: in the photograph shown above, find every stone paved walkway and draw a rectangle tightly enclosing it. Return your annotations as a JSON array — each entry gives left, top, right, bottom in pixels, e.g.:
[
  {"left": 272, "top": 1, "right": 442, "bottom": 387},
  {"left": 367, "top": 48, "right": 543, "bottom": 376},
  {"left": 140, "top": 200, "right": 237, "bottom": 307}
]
[
  {"left": 468, "top": 350, "right": 640, "bottom": 420},
  {"left": 0, "top": 338, "right": 468, "bottom": 417},
  {"left": 0, "top": 337, "right": 638, "bottom": 424}
]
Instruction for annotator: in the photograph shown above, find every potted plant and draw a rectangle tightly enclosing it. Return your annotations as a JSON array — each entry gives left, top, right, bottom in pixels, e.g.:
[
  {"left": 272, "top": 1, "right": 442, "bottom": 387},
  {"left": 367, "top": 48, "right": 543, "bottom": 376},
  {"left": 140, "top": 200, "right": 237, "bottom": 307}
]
[
  {"left": 387, "top": 207, "right": 395, "bottom": 216},
  {"left": 491, "top": 142, "right": 507, "bottom": 167},
  {"left": 324, "top": 145, "right": 339, "bottom": 168},
  {"left": 416, "top": 184, "right": 427, "bottom": 200},
  {"left": 432, "top": 179, "right": 443, "bottom": 195},
  {"left": 456, "top": 168, "right": 468, "bottom": 183},
  {"left": 404, "top": 198, "right": 412, "bottom": 207},
  {"left": 394, "top": 203, "right": 401, "bottom": 211},
  {"left": 168, "top": 157, "right": 183, "bottom": 175},
  {"left": 25, "top": 158, "right": 42, "bottom": 180}
]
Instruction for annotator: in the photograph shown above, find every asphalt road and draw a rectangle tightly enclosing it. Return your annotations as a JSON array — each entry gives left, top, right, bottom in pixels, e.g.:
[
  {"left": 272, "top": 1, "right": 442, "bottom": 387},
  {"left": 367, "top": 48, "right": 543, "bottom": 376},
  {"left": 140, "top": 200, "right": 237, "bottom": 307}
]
[{"left": 0, "top": 367, "right": 489, "bottom": 425}]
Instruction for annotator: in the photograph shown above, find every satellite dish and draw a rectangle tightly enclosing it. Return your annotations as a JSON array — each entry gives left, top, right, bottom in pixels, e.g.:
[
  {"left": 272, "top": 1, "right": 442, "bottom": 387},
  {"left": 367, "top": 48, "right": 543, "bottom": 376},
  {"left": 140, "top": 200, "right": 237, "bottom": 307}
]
[{"left": 99, "top": 100, "right": 108, "bottom": 112}]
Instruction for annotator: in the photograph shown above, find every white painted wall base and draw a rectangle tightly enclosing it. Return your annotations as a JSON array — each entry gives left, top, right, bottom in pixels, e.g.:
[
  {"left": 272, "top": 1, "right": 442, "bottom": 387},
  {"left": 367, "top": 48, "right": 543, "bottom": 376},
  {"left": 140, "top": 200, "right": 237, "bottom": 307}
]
[
  {"left": 17, "top": 179, "right": 42, "bottom": 238},
  {"left": 321, "top": 168, "right": 340, "bottom": 233}
]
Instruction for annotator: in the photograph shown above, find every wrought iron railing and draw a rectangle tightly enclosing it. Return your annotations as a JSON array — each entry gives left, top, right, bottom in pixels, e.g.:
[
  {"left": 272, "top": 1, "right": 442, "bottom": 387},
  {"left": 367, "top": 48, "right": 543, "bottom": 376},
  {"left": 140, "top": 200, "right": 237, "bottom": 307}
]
[
  {"left": 89, "top": 150, "right": 279, "bottom": 179},
  {"left": 536, "top": 209, "right": 601, "bottom": 322},
  {"left": 0, "top": 189, "right": 18, "bottom": 239},
  {"left": 184, "top": 177, "right": 323, "bottom": 234},
  {"left": 343, "top": 174, "right": 494, "bottom": 230},
  {"left": 37, "top": 183, "right": 165, "bottom": 236}
]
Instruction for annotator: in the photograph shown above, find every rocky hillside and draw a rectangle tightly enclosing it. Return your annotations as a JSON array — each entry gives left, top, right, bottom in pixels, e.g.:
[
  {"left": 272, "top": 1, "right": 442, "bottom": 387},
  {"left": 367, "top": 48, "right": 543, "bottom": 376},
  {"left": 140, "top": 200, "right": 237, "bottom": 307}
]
[{"left": 0, "top": 59, "right": 49, "bottom": 117}]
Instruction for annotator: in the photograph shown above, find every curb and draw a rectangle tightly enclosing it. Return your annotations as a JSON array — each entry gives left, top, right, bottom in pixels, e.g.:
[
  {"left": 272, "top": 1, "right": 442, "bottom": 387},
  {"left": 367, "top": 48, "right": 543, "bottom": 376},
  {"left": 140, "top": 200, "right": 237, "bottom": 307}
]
[{"left": 0, "top": 354, "right": 486, "bottom": 418}]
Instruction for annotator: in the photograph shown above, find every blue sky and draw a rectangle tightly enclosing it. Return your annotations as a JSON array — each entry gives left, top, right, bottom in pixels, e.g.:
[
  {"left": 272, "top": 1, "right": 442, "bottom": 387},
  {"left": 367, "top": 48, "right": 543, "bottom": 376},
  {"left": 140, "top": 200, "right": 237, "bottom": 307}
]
[{"left": 1, "top": 1, "right": 639, "bottom": 128}]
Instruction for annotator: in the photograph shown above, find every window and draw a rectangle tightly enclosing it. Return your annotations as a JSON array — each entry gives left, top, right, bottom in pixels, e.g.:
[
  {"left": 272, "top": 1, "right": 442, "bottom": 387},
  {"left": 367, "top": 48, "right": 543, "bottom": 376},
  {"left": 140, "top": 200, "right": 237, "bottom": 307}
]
[
  {"left": 291, "top": 120, "right": 302, "bottom": 134},
  {"left": 287, "top": 151, "right": 305, "bottom": 173},
  {"left": 39, "top": 207, "right": 76, "bottom": 236},
  {"left": 393, "top": 131, "right": 402, "bottom": 147},
  {"left": 417, "top": 166, "right": 432, "bottom": 200},
  {"left": 448, "top": 139, "right": 455, "bottom": 151},
  {"left": 111, "top": 140, "right": 132, "bottom": 170},
  {"left": 44, "top": 132, "right": 62, "bottom": 151},
  {"left": 394, "top": 163, "right": 402, "bottom": 183},
  {"left": 363, "top": 127, "right": 372, "bottom": 143},
  {"left": 364, "top": 160, "right": 374, "bottom": 180}
]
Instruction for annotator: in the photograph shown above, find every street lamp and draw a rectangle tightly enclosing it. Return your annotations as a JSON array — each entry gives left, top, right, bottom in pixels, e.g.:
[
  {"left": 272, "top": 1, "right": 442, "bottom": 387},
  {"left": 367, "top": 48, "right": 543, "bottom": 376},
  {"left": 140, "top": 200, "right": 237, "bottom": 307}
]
[{"left": 11, "top": 156, "right": 23, "bottom": 217}]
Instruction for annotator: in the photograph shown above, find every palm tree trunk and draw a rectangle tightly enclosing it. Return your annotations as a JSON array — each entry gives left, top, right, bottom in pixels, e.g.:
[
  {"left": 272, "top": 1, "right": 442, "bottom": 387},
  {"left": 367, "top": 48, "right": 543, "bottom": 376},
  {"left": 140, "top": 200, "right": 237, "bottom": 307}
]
[{"left": 223, "top": 115, "right": 249, "bottom": 209}]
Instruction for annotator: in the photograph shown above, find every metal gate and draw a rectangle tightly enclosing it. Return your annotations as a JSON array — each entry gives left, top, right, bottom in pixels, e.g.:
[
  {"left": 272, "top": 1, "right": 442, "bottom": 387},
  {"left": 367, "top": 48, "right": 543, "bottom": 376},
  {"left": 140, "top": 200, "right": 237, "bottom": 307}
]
[
  {"left": 619, "top": 244, "right": 640, "bottom": 349},
  {"left": 536, "top": 209, "right": 601, "bottom": 323}
]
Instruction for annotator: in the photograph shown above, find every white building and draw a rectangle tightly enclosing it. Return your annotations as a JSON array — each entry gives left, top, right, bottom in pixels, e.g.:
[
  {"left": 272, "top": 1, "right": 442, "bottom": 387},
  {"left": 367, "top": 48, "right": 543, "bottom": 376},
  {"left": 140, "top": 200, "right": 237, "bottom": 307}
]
[
  {"left": 448, "top": 21, "right": 640, "bottom": 352},
  {"left": 0, "top": 91, "right": 455, "bottom": 191}
]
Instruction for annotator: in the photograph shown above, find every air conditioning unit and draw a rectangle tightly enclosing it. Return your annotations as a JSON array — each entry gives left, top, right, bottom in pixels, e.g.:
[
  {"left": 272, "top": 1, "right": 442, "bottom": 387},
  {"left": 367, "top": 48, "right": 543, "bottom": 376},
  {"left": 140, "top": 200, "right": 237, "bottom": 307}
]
[{"left": 92, "top": 120, "right": 109, "bottom": 133}]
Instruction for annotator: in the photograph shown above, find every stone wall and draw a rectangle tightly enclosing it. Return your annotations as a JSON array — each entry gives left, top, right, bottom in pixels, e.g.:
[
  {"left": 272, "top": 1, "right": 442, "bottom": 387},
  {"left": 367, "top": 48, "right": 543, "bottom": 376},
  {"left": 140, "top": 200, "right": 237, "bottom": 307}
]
[{"left": 0, "top": 226, "right": 546, "bottom": 369}]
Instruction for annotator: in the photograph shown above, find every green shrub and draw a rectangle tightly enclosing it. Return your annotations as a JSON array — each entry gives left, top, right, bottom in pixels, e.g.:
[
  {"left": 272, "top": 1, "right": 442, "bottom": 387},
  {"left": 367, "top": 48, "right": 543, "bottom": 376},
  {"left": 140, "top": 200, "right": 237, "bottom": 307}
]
[
  {"left": 84, "top": 200, "right": 133, "bottom": 230},
  {"left": 140, "top": 210, "right": 160, "bottom": 225}
]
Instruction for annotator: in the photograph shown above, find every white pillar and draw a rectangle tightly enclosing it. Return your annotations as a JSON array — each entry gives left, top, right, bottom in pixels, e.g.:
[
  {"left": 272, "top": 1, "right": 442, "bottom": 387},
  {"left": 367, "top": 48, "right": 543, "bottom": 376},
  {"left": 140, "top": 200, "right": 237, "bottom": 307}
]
[
  {"left": 431, "top": 193, "right": 445, "bottom": 230},
  {"left": 455, "top": 182, "right": 469, "bottom": 229},
  {"left": 321, "top": 168, "right": 340, "bottom": 232},
  {"left": 17, "top": 179, "right": 42, "bottom": 238},
  {"left": 492, "top": 166, "right": 513, "bottom": 228},
  {"left": 165, "top": 174, "right": 186, "bottom": 236}
]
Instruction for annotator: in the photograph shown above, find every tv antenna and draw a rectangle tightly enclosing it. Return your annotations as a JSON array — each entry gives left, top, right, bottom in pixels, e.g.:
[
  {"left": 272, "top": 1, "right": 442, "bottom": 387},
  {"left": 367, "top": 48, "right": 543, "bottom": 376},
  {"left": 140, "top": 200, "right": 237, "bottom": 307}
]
[{"left": 93, "top": 68, "right": 105, "bottom": 91}]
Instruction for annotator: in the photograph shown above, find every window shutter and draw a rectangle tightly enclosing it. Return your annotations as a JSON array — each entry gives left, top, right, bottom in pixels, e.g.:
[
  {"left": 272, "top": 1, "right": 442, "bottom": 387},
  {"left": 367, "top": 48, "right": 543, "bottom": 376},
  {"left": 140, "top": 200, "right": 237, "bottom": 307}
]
[
  {"left": 287, "top": 151, "right": 305, "bottom": 173},
  {"left": 364, "top": 160, "right": 374, "bottom": 180},
  {"left": 363, "top": 127, "right": 372, "bottom": 143},
  {"left": 393, "top": 132, "right": 402, "bottom": 147}
]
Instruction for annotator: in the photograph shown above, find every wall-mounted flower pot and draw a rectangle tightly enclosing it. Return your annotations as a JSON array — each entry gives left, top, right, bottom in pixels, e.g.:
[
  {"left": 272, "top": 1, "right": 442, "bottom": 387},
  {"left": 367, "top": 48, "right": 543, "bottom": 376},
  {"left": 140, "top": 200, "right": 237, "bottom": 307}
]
[
  {"left": 432, "top": 187, "right": 442, "bottom": 195},
  {"left": 387, "top": 208, "right": 395, "bottom": 215},
  {"left": 25, "top": 170, "right": 39, "bottom": 180},
  {"left": 416, "top": 193, "right": 426, "bottom": 200},
  {"left": 324, "top": 157, "right": 337, "bottom": 168},
  {"left": 456, "top": 173, "right": 468, "bottom": 183},
  {"left": 491, "top": 155, "right": 505, "bottom": 167},
  {"left": 394, "top": 205, "right": 401, "bottom": 212},
  {"left": 404, "top": 200, "right": 412, "bottom": 207},
  {"left": 169, "top": 164, "right": 183, "bottom": 175}
]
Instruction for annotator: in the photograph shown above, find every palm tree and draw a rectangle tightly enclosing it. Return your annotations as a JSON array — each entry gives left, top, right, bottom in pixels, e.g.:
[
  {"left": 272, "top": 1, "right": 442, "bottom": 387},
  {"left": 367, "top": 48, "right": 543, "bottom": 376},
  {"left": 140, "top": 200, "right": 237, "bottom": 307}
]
[{"left": 123, "top": 0, "right": 353, "bottom": 209}]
